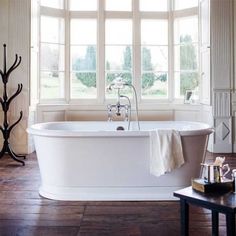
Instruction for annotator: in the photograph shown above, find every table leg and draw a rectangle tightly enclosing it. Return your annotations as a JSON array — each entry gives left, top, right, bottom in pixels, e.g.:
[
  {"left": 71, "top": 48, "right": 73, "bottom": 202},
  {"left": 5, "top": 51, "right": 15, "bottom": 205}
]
[
  {"left": 180, "top": 199, "right": 189, "bottom": 236},
  {"left": 226, "top": 213, "right": 235, "bottom": 236},
  {"left": 212, "top": 210, "right": 219, "bottom": 236}
]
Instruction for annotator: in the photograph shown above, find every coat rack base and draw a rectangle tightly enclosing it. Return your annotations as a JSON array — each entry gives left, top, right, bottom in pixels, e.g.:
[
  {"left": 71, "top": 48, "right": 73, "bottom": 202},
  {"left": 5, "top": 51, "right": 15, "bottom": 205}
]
[{"left": 0, "top": 141, "right": 25, "bottom": 166}]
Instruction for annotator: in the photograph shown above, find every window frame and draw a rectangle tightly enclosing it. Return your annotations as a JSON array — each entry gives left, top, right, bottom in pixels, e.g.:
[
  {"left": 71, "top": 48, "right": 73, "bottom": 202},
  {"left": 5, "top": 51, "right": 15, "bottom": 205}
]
[{"left": 38, "top": 0, "right": 199, "bottom": 107}]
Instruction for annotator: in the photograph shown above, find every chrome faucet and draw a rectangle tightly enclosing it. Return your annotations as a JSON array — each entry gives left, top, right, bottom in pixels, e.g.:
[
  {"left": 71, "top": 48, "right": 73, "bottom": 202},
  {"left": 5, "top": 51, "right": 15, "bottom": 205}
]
[
  {"left": 107, "top": 77, "right": 140, "bottom": 131},
  {"left": 107, "top": 90, "right": 131, "bottom": 122}
]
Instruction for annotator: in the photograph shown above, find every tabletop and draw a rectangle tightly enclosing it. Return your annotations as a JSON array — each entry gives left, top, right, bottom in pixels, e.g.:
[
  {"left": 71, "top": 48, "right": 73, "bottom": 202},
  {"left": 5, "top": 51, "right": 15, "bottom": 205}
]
[{"left": 174, "top": 186, "right": 236, "bottom": 213}]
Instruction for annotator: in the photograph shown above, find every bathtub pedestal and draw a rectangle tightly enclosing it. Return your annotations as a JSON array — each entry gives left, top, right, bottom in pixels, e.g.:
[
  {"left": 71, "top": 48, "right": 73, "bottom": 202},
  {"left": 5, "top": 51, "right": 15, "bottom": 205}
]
[{"left": 39, "top": 185, "right": 186, "bottom": 201}]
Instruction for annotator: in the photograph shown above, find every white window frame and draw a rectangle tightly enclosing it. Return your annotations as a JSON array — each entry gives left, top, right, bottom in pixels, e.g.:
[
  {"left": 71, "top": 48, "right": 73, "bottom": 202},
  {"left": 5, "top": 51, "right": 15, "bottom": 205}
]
[{"left": 38, "top": 0, "right": 199, "bottom": 108}]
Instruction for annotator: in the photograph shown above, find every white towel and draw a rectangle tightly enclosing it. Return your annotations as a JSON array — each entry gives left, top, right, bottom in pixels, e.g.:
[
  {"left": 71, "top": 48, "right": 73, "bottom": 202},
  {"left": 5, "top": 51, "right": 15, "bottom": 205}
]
[{"left": 149, "top": 129, "right": 184, "bottom": 177}]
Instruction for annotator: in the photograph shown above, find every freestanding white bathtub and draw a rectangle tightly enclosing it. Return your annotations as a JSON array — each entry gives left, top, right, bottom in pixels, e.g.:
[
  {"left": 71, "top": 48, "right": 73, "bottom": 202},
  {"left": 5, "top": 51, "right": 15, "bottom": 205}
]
[{"left": 27, "top": 121, "right": 213, "bottom": 201}]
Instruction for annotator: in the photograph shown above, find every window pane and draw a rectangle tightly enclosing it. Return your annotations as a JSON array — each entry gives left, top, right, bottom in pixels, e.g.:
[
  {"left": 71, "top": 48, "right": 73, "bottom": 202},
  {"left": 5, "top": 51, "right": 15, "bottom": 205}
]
[
  {"left": 174, "top": 15, "right": 199, "bottom": 99},
  {"left": 140, "top": 0, "right": 168, "bottom": 12},
  {"left": 70, "top": 0, "right": 97, "bottom": 11},
  {"left": 70, "top": 19, "right": 97, "bottom": 99},
  {"left": 141, "top": 20, "right": 168, "bottom": 45},
  {"left": 141, "top": 19, "right": 168, "bottom": 99},
  {"left": 175, "top": 44, "right": 198, "bottom": 71},
  {"left": 142, "top": 46, "right": 168, "bottom": 72},
  {"left": 71, "top": 45, "right": 97, "bottom": 98},
  {"left": 175, "top": 72, "right": 199, "bottom": 97},
  {"left": 142, "top": 72, "right": 168, "bottom": 99},
  {"left": 71, "top": 20, "right": 97, "bottom": 45},
  {"left": 40, "top": 71, "right": 64, "bottom": 99},
  {"left": 106, "top": 0, "right": 132, "bottom": 11},
  {"left": 174, "top": 0, "right": 198, "bottom": 10},
  {"left": 41, "top": 16, "right": 64, "bottom": 43},
  {"left": 106, "top": 20, "right": 132, "bottom": 45},
  {"left": 40, "top": 0, "right": 64, "bottom": 9},
  {"left": 174, "top": 17, "right": 198, "bottom": 44},
  {"left": 71, "top": 46, "right": 96, "bottom": 71},
  {"left": 105, "top": 19, "right": 132, "bottom": 99},
  {"left": 106, "top": 46, "right": 132, "bottom": 71},
  {"left": 41, "top": 43, "right": 64, "bottom": 71},
  {"left": 71, "top": 72, "right": 97, "bottom": 98}
]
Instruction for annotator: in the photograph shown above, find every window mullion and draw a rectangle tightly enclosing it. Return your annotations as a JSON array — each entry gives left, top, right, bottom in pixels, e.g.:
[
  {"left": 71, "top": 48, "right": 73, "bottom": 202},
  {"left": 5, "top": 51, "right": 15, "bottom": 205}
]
[
  {"left": 65, "top": 0, "right": 70, "bottom": 103},
  {"left": 168, "top": 0, "right": 174, "bottom": 102},
  {"left": 133, "top": 0, "right": 141, "bottom": 103},
  {"left": 40, "top": 6, "right": 65, "bottom": 17},
  {"left": 97, "top": 0, "right": 105, "bottom": 104}
]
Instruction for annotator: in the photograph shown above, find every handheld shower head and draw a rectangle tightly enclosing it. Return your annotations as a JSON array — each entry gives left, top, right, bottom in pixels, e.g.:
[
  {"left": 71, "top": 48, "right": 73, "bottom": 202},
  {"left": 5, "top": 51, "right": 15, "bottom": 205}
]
[{"left": 107, "top": 77, "right": 128, "bottom": 90}]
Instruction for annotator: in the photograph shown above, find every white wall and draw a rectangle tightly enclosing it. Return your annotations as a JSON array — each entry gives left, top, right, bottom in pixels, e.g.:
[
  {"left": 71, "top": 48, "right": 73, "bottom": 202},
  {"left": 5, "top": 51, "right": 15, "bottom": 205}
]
[
  {"left": 210, "top": 0, "right": 234, "bottom": 153},
  {"left": 233, "top": 0, "right": 236, "bottom": 152}
]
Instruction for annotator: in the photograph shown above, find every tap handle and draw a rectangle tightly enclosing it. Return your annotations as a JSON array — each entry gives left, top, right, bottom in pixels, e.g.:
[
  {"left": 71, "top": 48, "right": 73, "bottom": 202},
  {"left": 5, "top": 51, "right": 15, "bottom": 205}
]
[
  {"left": 107, "top": 104, "right": 112, "bottom": 121},
  {"left": 124, "top": 104, "right": 129, "bottom": 121}
]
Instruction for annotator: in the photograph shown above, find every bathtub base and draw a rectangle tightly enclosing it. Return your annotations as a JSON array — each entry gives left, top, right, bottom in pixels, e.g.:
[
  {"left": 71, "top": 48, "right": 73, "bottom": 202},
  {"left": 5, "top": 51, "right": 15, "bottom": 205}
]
[{"left": 39, "top": 185, "right": 185, "bottom": 201}]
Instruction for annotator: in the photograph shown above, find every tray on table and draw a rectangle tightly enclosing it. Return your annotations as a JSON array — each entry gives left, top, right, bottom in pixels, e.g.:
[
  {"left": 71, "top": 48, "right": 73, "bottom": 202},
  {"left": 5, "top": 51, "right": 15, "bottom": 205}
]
[{"left": 191, "top": 178, "right": 234, "bottom": 193}]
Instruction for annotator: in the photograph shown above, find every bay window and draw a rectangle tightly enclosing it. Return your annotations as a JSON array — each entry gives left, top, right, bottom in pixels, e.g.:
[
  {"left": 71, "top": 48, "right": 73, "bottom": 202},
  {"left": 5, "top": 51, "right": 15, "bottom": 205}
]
[{"left": 39, "top": 0, "right": 199, "bottom": 104}]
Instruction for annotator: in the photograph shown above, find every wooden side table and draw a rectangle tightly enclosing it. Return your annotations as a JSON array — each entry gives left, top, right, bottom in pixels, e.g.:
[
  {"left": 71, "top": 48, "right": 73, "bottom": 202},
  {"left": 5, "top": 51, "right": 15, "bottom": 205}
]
[{"left": 174, "top": 186, "right": 236, "bottom": 236}]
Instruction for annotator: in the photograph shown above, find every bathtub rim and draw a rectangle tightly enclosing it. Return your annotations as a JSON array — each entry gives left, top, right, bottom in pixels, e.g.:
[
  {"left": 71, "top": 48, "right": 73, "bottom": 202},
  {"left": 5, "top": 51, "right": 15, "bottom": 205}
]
[{"left": 27, "top": 121, "right": 213, "bottom": 137}]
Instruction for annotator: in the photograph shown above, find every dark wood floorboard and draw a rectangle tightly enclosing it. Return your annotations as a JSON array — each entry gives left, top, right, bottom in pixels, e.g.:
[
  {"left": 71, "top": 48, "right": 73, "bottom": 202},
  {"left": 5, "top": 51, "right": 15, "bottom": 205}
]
[{"left": 0, "top": 152, "right": 235, "bottom": 235}]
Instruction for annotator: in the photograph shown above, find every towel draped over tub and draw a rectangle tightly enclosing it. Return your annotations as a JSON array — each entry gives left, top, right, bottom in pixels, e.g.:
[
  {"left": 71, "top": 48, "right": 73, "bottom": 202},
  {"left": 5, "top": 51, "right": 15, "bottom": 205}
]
[{"left": 149, "top": 129, "right": 185, "bottom": 177}]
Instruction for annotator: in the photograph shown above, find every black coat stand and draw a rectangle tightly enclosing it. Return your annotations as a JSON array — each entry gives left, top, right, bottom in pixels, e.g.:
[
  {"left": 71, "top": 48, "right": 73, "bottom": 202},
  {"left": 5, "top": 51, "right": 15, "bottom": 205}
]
[{"left": 0, "top": 44, "right": 26, "bottom": 165}]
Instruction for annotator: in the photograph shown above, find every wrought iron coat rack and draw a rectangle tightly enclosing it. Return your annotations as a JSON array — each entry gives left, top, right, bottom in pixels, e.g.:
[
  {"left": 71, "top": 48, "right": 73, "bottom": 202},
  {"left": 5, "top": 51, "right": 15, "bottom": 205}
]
[{"left": 0, "top": 44, "right": 26, "bottom": 165}]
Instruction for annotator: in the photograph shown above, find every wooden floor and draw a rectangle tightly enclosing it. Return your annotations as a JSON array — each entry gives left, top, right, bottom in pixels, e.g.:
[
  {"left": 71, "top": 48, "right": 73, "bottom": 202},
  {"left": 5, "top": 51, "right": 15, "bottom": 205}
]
[{"left": 0, "top": 152, "right": 235, "bottom": 236}]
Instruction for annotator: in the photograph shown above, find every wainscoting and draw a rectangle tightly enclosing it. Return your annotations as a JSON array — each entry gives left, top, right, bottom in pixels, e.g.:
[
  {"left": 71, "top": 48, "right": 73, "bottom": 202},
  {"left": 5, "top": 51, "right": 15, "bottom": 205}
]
[{"left": 0, "top": 152, "right": 235, "bottom": 235}]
